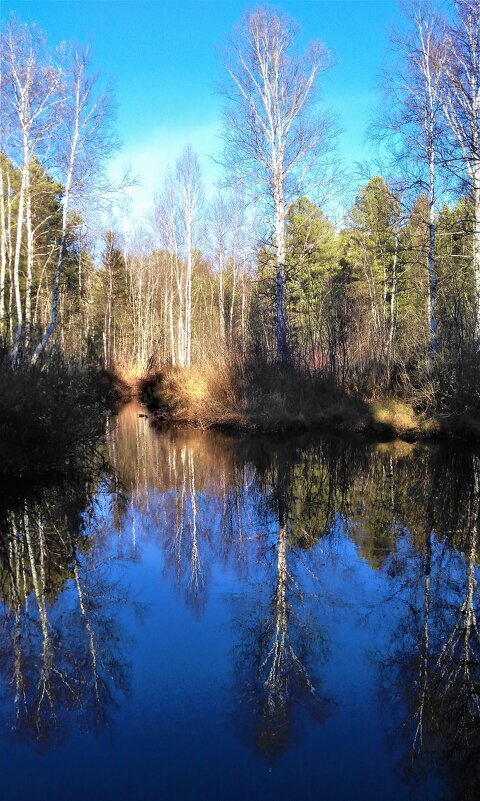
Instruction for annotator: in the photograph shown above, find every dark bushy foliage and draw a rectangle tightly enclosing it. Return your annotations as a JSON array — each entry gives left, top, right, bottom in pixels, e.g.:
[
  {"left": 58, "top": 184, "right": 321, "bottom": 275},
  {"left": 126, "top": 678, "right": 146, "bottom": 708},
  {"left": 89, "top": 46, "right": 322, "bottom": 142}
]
[{"left": 0, "top": 359, "right": 107, "bottom": 477}]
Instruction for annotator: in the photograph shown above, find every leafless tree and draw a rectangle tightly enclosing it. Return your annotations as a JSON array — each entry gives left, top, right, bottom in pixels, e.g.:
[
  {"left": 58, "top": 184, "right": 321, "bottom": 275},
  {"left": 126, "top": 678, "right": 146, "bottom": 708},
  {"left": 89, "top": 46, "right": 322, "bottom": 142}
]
[
  {"left": 0, "top": 15, "right": 61, "bottom": 359},
  {"left": 153, "top": 147, "right": 204, "bottom": 368},
  {"left": 32, "top": 46, "right": 119, "bottom": 363},
  {"left": 176, "top": 147, "right": 204, "bottom": 367},
  {"left": 374, "top": 0, "right": 447, "bottom": 361},
  {"left": 209, "top": 186, "right": 251, "bottom": 356},
  {"left": 221, "top": 6, "right": 336, "bottom": 362},
  {"left": 441, "top": 0, "right": 480, "bottom": 343}
]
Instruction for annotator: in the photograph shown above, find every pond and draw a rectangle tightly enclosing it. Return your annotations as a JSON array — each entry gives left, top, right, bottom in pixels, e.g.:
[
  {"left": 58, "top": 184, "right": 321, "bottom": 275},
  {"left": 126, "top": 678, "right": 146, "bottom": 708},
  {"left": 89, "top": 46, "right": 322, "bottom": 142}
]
[{"left": 1, "top": 402, "right": 479, "bottom": 801}]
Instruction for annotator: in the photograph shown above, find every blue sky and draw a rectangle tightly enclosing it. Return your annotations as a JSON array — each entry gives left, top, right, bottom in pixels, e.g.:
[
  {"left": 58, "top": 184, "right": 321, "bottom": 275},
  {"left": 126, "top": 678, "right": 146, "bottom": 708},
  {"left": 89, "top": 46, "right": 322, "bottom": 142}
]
[{"left": 2, "top": 1, "right": 399, "bottom": 218}]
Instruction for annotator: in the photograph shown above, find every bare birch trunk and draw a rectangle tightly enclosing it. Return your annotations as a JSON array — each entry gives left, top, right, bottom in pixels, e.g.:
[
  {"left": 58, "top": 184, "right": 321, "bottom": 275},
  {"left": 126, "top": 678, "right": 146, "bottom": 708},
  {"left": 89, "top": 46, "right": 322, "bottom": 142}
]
[
  {"left": 24, "top": 160, "right": 33, "bottom": 346},
  {"left": 274, "top": 182, "right": 288, "bottom": 362},
  {"left": 0, "top": 164, "right": 6, "bottom": 329},
  {"left": 387, "top": 233, "right": 399, "bottom": 371},
  {"left": 474, "top": 170, "right": 480, "bottom": 343},
  {"left": 11, "top": 166, "right": 25, "bottom": 362},
  {"left": 31, "top": 63, "right": 80, "bottom": 364},
  {"left": 219, "top": 252, "right": 225, "bottom": 344},
  {"left": 427, "top": 146, "right": 437, "bottom": 357}
]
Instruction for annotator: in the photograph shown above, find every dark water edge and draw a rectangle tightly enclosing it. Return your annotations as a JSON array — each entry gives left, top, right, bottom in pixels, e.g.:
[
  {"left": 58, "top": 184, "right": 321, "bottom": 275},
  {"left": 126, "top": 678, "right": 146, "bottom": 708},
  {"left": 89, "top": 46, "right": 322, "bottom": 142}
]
[{"left": 1, "top": 402, "right": 480, "bottom": 801}]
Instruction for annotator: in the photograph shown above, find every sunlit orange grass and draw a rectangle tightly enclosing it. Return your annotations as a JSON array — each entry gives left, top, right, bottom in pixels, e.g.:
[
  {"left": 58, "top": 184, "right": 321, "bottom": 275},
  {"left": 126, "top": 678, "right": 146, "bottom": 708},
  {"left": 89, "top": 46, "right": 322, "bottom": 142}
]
[
  {"left": 375, "top": 440, "right": 417, "bottom": 459},
  {"left": 153, "top": 362, "right": 250, "bottom": 428},
  {"left": 371, "top": 399, "right": 420, "bottom": 434},
  {"left": 114, "top": 363, "right": 145, "bottom": 388},
  {"left": 100, "top": 363, "right": 150, "bottom": 403}
]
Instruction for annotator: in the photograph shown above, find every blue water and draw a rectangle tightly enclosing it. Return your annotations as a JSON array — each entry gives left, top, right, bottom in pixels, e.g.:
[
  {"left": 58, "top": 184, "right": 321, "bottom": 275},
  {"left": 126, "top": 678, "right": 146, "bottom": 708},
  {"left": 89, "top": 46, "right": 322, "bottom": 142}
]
[{"left": 1, "top": 403, "right": 478, "bottom": 801}]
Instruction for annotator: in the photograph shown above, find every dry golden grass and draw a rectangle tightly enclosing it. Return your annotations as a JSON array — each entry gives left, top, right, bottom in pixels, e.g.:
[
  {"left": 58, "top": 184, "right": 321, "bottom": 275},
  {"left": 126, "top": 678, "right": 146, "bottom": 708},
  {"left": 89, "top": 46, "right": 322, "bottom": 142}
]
[
  {"left": 137, "top": 363, "right": 476, "bottom": 442},
  {"left": 370, "top": 399, "right": 420, "bottom": 433},
  {"left": 98, "top": 367, "right": 139, "bottom": 403},
  {"left": 143, "top": 363, "right": 250, "bottom": 429},
  {"left": 375, "top": 440, "right": 417, "bottom": 458},
  {"left": 140, "top": 362, "right": 369, "bottom": 433},
  {"left": 113, "top": 360, "right": 480, "bottom": 442},
  {"left": 422, "top": 416, "right": 442, "bottom": 436}
]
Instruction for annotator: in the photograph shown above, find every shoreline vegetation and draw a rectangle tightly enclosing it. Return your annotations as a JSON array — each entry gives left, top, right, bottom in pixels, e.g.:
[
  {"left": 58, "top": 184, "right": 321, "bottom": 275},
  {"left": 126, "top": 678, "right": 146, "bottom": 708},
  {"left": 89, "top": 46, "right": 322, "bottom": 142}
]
[
  {"left": 3, "top": 354, "right": 480, "bottom": 486},
  {"left": 105, "top": 364, "right": 479, "bottom": 445},
  {"left": 0, "top": 359, "right": 109, "bottom": 481}
]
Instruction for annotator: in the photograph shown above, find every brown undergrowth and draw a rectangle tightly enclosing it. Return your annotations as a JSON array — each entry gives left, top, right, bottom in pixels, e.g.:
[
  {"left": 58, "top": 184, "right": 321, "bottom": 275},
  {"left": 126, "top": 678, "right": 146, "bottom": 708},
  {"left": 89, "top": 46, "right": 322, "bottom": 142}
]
[
  {"left": 98, "top": 367, "right": 139, "bottom": 406},
  {"left": 137, "top": 362, "right": 422, "bottom": 439},
  {"left": 109, "top": 360, "right": 480, "bottom": 444}
]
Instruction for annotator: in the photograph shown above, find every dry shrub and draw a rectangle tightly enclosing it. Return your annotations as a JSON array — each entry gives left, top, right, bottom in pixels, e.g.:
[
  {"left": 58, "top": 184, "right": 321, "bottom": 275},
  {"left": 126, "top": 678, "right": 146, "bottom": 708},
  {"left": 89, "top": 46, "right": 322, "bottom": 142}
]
[
  {"left": 98, "top": 367, "right": 137, "bottom": 404},
  {"left": 371, "top": 399, "right": 419, "bottom": 434},
  {"left": 141, "top": 360, "right": 370, "bottom": 432},
  {"left": 141, "top": 363, "right": 249, "bottom": 428}
]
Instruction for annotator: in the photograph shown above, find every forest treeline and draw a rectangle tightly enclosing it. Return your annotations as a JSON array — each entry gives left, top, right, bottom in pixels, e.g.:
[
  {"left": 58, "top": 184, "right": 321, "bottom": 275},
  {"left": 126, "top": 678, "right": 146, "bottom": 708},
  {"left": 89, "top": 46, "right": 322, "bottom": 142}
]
[{"left": 1, "top": 0, "right": 480, "bottom": 443}]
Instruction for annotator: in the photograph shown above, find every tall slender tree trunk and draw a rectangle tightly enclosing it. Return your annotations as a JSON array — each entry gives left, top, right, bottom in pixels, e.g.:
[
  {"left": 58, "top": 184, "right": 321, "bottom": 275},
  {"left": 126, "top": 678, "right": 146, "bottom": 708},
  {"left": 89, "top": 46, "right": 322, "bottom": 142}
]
[
  {"left": 241, "top": 272, "right": 246, "bottom": 358},
  {"left": 185, "top": 243, "right": 192, "bottom": 368},
  {"left": 427, "top": 146, "right": 437, "bottom": 360},
  {"left": 219, "top": 252, "right": 225, "bottom": 344},
  {"left": 387, "top": 233, "right": 399, "bottom": 372},
  {"left": 274, "top": 180, "right": 288, "bottom": 362},
  {"left": 169, "top": 283, "right": 176, "bottom": 366},
  {"left": 229, "top": 255, "right": 237, "bottom": 346},
  {"left": 31, "top": 168, "right": 72, "bottom": 364},
  {"left": 31, "top": 70, "right": 80, "bottom": 365},
  {"left": 6, "top": 170, "right": 14, "bottom": 345},
  {"left": 0, "top": 165, "right": 6, "bottom": 332},
  {"left": 24, "top": 161, "right": 33, "bottom": 347},
  {"left": 473, "top": 167, "right": 480, "bottom": 344},
  {"left": 11, "top": 165, "right": 26, "bottom": 362}
]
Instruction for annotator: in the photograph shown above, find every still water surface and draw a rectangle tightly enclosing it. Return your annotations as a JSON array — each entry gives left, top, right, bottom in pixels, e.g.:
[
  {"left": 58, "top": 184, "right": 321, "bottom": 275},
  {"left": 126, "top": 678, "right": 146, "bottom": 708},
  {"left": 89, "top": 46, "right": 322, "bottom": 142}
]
[{"left": 1, "top": 403, "right": 480, "bottom": 800}]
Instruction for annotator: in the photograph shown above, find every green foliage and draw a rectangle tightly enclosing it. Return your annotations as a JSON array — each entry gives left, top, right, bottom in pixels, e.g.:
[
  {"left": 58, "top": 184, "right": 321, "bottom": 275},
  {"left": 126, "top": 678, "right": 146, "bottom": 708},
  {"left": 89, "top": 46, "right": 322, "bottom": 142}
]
[{"left": 341, "top": 177, "right": 402, "bottom": 353}]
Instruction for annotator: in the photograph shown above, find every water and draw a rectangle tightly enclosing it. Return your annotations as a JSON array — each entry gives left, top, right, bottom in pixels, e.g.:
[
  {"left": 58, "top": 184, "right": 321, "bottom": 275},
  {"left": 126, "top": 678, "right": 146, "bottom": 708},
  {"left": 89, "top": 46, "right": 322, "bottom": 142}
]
[{"left": 1, "top": 402, "right": 479, "bottom": 801}]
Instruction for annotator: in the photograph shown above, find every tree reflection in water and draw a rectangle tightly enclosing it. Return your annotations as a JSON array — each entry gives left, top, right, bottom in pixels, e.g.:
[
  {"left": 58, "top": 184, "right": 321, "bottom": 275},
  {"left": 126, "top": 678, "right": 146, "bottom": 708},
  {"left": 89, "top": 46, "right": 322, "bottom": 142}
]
[
  {"left": 374, "top": 448, "right": 480, "bottom": 801},
  {"left": 233, "top": 462, "right": 330, "bottom": 757},
  {"left": 109, "top": 406, "right": 362, "bottom": 756},
  {"left": 108, "top": 405, "right": 480, "bottom": 792},
  {"left": 0, "top": 459, "right": 132, "bottom": 744},
  {"left": 4, "top": 401, "right": 480, "bottom": 798}
]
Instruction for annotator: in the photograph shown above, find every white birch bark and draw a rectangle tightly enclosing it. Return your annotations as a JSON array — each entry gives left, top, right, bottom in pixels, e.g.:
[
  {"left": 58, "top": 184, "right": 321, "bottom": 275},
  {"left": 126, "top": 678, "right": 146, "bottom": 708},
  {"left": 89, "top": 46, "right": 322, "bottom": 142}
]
[
  {"left": 222, "top": 8, "right": 333, "bottom": 362},
  {"left": 0, "top": 163, "right": 7, "bottom": 328},
  {"left": 32, "top": 48, "right": 117, "bottom": 362},
  {"left": 442, "top": 0, "right": 480, "bottom": 343}
]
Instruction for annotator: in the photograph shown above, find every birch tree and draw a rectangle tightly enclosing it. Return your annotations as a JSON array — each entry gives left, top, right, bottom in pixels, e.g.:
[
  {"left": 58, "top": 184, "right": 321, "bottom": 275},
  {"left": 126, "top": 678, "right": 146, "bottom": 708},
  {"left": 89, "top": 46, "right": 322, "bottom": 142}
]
[
  {"left": 375, "top": 1, "right": 447, "bottom": 363},
  {"left": 153, "top": 173, "right": 182, "bottom": 365},
  {"left": 32, "top": 46, "right": 118, "bottom": 363},
  {"left": 154, "top": 148, "right": 204, "bottom": 368},
  {"left": 441, "top": 0, "right": 480, "bottom": 344},
  {"left": 176, "top": 147, "right": 204, "bottom": 368},
  {"left": 211, "top": 192, "right": 228, "bottom": 346},
  {"left": 1, "top": 16, "right": 61, "bottom": 359},
  {"left": 221, "top": 6, "right": 335, "bottom": 362},
  {"left": 210, "top": 188, "right": 250, "bottom": 354}
]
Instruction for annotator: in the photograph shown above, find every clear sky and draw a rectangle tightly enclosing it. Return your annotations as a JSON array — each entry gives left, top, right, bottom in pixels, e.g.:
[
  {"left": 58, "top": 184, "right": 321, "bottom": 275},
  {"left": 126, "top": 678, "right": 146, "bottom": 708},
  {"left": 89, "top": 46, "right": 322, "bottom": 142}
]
[{"left": 2, "top": 0, "right": 400, "bottom": 219}]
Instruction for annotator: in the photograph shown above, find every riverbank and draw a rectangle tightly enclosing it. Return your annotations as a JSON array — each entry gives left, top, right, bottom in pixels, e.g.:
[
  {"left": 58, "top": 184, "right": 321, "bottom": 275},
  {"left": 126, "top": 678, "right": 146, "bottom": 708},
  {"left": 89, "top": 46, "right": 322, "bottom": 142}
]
[
  {"left": 1, "top": 359, "right": 477, "bottom": 484},
  {"left": 120, "top": 363, "right": 479, "bottom": 444}
]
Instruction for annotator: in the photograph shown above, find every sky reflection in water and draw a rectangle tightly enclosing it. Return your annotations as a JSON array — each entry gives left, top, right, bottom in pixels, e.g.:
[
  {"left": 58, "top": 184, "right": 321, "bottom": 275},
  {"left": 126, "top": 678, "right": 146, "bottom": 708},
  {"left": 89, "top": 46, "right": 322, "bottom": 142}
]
[{"left": 1, "top": 402, "right": 480, "bottom": 801}]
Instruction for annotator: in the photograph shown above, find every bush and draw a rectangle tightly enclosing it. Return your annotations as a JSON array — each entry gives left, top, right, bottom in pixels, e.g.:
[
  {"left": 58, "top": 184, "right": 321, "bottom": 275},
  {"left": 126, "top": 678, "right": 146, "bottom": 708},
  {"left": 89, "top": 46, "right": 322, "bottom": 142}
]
[
  {"left": 140, "top": 360, "right": 370, "bottom": 433},
  {"left": 0, "top": 359, "right": 107, "bottom": 478}
]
